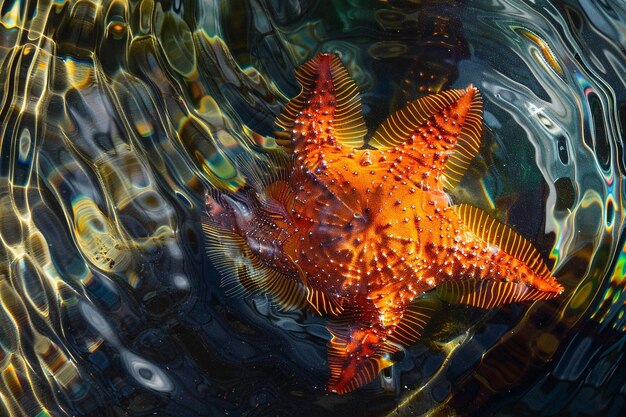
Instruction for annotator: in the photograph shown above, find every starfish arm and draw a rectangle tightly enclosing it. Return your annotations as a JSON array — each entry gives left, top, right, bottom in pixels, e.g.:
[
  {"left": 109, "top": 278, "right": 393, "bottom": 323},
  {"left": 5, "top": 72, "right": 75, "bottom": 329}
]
[
  {"left": 370, "top": 87, "right": 483, "bottom": 191},
  {"left": 325, "top": 295, "right": 440, "bottom": 393},
  {"left": 425, "top": 205, "right": 563, "bottom": 307},
  {"left": 275, "top": 53, "right": 367, "bottom": 166},
  {"left": 326, "top": 323, "right": 397, "bottom": 394}
]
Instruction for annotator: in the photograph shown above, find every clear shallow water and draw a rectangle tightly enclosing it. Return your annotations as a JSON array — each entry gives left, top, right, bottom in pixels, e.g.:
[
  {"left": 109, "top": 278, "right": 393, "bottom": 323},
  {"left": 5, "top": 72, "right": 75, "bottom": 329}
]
[{"left": 0, "top": 0, "right": 624, "bottom": 416}]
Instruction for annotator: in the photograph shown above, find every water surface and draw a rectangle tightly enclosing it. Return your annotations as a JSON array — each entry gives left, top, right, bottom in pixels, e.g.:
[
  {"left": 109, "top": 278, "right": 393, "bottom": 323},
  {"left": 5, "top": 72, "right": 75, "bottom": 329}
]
[{"left": 0, "top": 0, "right": 625, "bottom": 416}]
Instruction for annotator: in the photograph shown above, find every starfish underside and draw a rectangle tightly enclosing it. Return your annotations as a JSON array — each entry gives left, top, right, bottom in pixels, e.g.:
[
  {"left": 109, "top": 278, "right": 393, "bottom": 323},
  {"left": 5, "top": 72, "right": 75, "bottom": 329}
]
[{"left": 203, "top": 53, "right": 564, "bottom": 394}]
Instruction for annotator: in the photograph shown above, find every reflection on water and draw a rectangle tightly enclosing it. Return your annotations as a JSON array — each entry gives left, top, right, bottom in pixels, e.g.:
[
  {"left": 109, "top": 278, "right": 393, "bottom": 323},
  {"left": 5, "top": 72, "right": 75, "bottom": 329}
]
[{"left": 0, "top": 0, "right": 624, "bottom": 416}]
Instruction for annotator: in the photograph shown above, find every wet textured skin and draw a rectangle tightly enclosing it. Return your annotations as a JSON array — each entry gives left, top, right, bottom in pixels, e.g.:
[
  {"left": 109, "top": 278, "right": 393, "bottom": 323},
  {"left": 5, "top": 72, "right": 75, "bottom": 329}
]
[{"left": 205, "top": 53, "right": 564, "bottom": 394}]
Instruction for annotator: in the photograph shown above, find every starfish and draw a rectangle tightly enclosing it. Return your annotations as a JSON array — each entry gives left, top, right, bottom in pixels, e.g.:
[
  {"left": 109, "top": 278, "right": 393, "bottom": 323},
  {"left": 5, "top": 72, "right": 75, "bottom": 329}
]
[{"left": 203, "top": 53, "right": 564, "bottom": 394}]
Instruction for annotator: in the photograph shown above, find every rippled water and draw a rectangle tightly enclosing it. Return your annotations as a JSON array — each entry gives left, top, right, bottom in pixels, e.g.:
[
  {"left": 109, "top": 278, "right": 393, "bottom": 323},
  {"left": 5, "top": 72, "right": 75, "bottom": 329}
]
[{"left": 0, "top": 0, "right": 624, "bottom": 416}]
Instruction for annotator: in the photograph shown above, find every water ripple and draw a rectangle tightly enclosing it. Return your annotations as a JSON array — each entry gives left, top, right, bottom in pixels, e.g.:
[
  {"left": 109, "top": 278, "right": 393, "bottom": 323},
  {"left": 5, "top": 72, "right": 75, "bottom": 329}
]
[{"left": 0, "top": 0, "right": 624, "bottom": 416}]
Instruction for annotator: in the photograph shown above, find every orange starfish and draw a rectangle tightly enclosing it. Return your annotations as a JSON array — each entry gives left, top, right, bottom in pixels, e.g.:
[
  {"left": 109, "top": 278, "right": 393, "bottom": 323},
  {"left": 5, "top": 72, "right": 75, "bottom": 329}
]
[{"left": 203, "top": 53, "right": 564, "bottom": 394}]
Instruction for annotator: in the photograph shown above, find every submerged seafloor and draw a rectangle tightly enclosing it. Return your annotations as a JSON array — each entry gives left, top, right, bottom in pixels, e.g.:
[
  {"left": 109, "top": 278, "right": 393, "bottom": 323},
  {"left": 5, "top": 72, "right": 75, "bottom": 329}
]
[{"left": 0, "top": 0, "right": 625, "bottom": 416}]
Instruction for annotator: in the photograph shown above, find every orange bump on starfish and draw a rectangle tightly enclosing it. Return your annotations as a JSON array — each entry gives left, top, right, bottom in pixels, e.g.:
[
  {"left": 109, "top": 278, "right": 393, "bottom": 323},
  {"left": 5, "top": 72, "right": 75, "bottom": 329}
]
[{"left": 203, "top": 53, "right": 564, "bottom": 394}]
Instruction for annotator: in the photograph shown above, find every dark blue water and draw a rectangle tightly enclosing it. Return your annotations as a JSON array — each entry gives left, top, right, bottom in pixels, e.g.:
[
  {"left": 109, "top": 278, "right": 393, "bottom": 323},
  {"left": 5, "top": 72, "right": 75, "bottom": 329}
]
[{"left": 0, "top": 0, "right": 624, "bottom": 416}]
